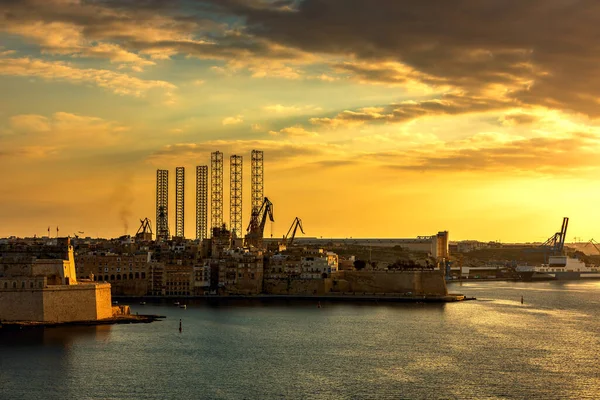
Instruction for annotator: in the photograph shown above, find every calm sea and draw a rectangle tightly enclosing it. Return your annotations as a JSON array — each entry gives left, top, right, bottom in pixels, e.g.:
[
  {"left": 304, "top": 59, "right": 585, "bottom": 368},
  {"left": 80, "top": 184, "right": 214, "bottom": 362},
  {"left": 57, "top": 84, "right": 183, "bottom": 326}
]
[{"left": 1, "top": 281, "right": 599, "bottom": 400}]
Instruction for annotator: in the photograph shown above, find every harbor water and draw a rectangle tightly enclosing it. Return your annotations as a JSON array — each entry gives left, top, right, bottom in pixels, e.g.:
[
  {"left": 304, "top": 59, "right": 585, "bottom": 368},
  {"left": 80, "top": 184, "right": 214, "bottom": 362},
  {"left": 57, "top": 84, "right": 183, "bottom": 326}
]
[{"left": 1, "top": 281, "right": 599, "bottom": 399}]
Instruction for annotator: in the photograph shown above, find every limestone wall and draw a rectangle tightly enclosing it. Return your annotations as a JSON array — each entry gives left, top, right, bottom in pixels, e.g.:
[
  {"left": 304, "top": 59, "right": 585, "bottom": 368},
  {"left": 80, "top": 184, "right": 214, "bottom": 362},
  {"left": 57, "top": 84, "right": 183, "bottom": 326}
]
[
  {"left": 0, "top": 290, "right": 44, "bottom": 321},
  {"left": 0, "top": 283, "right": 112, "bottom": 322},
  {"left": 263, "top": 278, "right": 333, "bottom": 295},
  {"left": 95, "top": 285, "right": 113, "bottom": 319},
  {"left": 331, "top": 270, "right": 447, "bottom": 296}
]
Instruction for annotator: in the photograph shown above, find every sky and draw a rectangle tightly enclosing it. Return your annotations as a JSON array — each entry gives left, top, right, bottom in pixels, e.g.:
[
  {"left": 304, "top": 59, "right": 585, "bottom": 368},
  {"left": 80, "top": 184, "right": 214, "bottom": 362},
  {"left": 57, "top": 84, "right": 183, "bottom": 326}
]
[{"left": 1, "top": 0, "right": 600, "bottom": 242}]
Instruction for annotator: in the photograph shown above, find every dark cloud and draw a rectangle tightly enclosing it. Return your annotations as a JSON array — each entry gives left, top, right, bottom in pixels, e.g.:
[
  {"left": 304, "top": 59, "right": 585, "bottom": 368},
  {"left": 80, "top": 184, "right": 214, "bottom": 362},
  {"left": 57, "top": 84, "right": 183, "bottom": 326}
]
[
  {"left": 311, "top": 92, "right": 515, "bottom": 126},
  {"left": 202, "top": 0, "right": 600, "bottom": 115},
  {"left": 382, "top": 132, "right": 600, "bottom": 174},
  {"left": 5, "top": 0, "right": 600, "bottom": 116}
]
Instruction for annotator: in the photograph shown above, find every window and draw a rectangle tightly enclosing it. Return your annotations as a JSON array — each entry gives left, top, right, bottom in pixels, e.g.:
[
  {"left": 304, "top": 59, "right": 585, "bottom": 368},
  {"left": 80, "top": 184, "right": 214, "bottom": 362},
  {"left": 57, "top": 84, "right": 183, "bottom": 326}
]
[
  {"left": 3, "top": 282, "right": 7, "bottom": 289},
  {"left": 21, "top": 281, "right": 25, "bottom": 288}
]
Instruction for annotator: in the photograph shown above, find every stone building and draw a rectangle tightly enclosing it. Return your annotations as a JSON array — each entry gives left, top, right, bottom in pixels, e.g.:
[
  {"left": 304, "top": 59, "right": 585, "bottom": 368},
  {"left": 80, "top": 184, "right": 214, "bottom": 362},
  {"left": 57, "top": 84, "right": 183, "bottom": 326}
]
[
  {"left": 75, "top": 251, "right": 151, "bottom": 296},
  {"left": 0, "top": 238, "right": 112, "bottom": 322}
]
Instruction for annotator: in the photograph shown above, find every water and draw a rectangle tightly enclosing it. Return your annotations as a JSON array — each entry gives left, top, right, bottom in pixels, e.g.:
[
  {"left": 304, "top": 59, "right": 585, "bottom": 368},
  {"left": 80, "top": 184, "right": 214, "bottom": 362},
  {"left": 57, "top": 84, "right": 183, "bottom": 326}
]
[{"left": 1, "top": 281, "right": 600, "bottom": 399}]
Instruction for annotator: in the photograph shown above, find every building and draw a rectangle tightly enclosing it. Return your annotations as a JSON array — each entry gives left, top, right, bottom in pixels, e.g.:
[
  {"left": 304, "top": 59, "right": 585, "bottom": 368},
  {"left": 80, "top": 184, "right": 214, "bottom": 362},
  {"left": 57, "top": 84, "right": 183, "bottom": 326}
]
[
  {"left": 291, "top": 232, "right": 450, "bottom": 259},
  {"left": 75, "top": 251, "right": 151, "bottom": 296},
  {"left": 0, "top": 238, "right": 112, "bottom": 322}
]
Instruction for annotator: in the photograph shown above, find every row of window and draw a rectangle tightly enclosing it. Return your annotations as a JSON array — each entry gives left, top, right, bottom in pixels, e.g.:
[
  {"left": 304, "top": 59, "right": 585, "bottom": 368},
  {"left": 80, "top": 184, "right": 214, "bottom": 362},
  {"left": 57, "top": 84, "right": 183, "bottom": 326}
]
[
  {"left": 2, "top": 281, "right": 44, "bottom": 289},
  {"left": 94, "top": 272, "right": 146, "bottom": 281}
]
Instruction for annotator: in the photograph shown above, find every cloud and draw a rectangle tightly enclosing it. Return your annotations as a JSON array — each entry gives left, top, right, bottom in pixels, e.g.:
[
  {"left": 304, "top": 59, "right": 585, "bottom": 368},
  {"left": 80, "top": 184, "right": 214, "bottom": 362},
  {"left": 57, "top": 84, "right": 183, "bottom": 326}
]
[
  {"left": 222, "top": 115, "right": 244, "bottom": 125},
  {"left": 0, "top": 145, "right": 58, "bottom": 159},
  {"left": 200, "top": 0, "right": 600, "bottom": 116},
  {"left": 499, "top": 112, "right": 539, "bottom": 127},
  {"left": 9, "top": 114, "right": 51, "bottom": 133},
  {"left": 269, "top": 125, "right": 319, "bottom": 137},
  {"left": 6, "top": 112, "right": 128, "bottom": 148},
  {"left": 147, "top": 139, "right": 340, "bottom": 165},
  {"left": 310, "top": 92, "right": 513, "bottom": 128},
  {"left": 0, "top": 0, "right": 317, "bottom": 79},
  {"left": 263, "top": 104, "right": 322, "bottom": 114},
  {"left": 377, "top": 132, "right": 600, "bottom": 175},
  {"left": 0, "top": 56, "right": 176, "bottom": 97}
]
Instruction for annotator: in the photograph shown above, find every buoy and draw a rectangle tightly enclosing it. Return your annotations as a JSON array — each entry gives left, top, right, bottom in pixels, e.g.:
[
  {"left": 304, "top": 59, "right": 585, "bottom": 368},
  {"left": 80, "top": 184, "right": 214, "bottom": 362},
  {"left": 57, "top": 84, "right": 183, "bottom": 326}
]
[
  {"left": 521, "top": 296, "right": 524, "bottom": 305},
  {"left": 179, "top": 319, "right": 182, "bottom": 333},
  {"left": 317, "top": 301, "right": 321, "bottom": 309}
]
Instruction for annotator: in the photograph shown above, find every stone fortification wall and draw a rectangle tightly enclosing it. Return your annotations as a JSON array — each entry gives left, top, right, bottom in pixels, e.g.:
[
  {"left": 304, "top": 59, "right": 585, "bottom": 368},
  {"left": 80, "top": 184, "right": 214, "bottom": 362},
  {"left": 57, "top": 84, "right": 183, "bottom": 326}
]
[
  {"left": 0, "top": 290, "right": 44, "bottom": 321},
  {"left": 110, "top": 280, "right": 149, "bottom": 296},
  {"left": 263, "top": 278, "right": 333, "bottom": 295},
  {"left": 331, "top": 270, "right": 447, "bottom": 296},
  {"left": 0, "top": 283, "right": 112, "bottom": 322}
]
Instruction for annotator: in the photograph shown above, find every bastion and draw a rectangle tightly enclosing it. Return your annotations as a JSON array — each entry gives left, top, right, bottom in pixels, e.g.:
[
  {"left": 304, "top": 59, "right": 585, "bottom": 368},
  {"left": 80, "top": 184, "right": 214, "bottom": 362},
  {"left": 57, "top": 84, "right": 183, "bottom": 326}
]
[{"left": 0, "top": 238, "right": 113, "bottom": 323}]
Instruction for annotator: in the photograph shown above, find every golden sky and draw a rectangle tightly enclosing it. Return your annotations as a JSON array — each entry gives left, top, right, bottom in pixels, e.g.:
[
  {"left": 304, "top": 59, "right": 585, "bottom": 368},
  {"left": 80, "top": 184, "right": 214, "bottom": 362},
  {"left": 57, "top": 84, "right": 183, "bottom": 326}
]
[{"left": 1, "top": 0, "right": 599, "bottom": 241}]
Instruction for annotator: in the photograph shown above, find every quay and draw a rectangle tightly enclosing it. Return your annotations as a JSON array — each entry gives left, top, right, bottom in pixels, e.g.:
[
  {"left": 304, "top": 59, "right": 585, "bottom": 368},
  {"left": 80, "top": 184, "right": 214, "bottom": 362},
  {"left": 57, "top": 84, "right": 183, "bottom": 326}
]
[{"left": 0, "top": 314, "right": 165, "bottom": 330}]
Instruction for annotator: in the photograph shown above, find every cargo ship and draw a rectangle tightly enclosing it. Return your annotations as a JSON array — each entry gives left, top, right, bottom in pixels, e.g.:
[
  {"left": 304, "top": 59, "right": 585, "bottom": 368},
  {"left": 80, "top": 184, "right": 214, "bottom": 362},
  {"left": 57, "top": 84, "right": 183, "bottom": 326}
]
[{"left": 516, "top": 256, "right": 600, "bottom": 281}]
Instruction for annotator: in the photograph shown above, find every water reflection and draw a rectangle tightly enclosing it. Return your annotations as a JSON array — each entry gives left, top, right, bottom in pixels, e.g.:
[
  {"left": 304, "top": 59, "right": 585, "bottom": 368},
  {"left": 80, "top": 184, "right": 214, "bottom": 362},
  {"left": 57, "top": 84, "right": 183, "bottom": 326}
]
[{"left": 0, "top": 325, "right": 112, "bottom": 347}]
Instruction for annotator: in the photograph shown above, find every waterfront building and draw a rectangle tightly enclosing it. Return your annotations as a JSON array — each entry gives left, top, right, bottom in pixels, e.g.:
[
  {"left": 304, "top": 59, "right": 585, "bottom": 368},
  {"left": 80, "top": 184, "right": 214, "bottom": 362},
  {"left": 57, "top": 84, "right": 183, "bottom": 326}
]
[{"left": 0, "top": 238, "right": 112, "bottom": 322}]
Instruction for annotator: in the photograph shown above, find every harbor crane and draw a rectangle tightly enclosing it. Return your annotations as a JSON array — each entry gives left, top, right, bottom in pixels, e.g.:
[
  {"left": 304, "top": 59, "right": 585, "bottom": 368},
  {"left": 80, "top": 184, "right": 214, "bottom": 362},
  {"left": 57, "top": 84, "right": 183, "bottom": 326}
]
[
  {"left": 283, "top": 217, "right": 304, "bottom": 247},
  {"left": 585, "top": 239, "right": 600, "bottom": 255},
  {"left": 245, "top": 197, "right": 274, "bottom": 249},
  {"left": 136, "top": 217, "right": 153, "bottom": 241},
  {"left": 526, "top": 217, "right": 569, "bottom": 261}
]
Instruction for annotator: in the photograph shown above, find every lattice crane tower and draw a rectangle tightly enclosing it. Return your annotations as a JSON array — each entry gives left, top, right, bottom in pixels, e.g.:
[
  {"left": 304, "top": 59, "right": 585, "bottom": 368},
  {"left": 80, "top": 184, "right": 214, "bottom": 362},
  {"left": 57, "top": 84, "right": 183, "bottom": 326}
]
[
  {"left": 230, "top": 155, "right": 243, "bottom": 239},
  {"left": 175, "top": 167, "right": 185, "bottom": 238},
  {"left": 156, "top": 169, "right": 170, "bottom": 241},
  {"left": 210, "top": 151, "right": 224, "bottom": 235},
  {"left": 251, "top": 150, "right": 264, "bottom": 217},
  {"left": 196, "top": 165, "right": 208, "bottom": 241}
]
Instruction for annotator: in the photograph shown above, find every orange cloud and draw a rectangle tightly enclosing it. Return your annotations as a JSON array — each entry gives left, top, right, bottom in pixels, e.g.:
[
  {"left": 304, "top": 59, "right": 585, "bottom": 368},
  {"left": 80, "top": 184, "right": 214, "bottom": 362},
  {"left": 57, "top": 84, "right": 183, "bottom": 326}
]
[{"left": 0, "top": 56, "right": 176, "bottom": 97}]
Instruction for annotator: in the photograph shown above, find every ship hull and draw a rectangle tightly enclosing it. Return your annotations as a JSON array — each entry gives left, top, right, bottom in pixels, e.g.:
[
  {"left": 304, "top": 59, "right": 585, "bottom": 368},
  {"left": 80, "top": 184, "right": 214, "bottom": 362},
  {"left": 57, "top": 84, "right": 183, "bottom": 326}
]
[{"left": 519, "top": 271, "right": 600, "bottom": 281}]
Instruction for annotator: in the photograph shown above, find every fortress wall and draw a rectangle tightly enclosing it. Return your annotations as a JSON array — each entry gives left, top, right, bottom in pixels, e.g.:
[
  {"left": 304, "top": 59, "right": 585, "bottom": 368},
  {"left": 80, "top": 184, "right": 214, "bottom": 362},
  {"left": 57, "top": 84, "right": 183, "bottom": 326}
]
[
  {"left": 95, "top": 284, "right": 113, "bottom": 319},
  {"left": 263, "top": 278, "right": 333, "bottom": 295},
  {"left": 0, "top": 283, "right": 113, "bottom": 322},
  {"left": 0, "top": 290, "right": 44, "bottom": 321},
  {"left": 42, "top": 284, "right": 111, "bottom": 322},
  {"left": 332, "top": 271, "right": 448, "bottom": 296}
]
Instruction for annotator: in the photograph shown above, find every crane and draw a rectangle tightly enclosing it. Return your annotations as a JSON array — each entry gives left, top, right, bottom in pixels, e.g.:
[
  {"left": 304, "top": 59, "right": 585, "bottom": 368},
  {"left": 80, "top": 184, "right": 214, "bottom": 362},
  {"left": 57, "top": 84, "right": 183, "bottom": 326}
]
[
  {"left": 245, "top": 197, "right": 274, "bottom": 249},
  {"left": 136, "top": 217, "right": 153, "bottom": 241},
  {"left": 525, "top": 217, "right": 569, "bottom": 262},
  {"left": 283, "top": 217, "right": 304, "bottom": 247},
  {"left": 585, "top": 239, "right": 600, "bottom": 255}
]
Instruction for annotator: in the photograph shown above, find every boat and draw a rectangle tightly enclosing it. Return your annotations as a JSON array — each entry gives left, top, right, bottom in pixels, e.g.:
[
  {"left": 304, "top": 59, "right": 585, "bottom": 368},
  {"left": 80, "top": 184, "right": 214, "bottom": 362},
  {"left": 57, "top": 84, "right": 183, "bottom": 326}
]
[
  {"left": 139, "top": 301, "right": 146, "bottom": 305},
  {"left": 173, "top": 301, "right": 180, "bottom": 306},
  {"left": 179, "top": 304, "right": 187, "bottom": 309},
  {"left": 517, "top": 256, "right": 600, "bottom": 281}
]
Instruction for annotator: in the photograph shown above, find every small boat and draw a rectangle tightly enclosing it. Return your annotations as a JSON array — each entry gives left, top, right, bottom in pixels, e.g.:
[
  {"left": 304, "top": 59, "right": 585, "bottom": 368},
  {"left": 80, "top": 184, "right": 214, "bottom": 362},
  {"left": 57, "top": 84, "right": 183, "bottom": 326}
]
[
  {"left": 112, "top": 301, "right": 119, "bottom": 305},
  {"left": 179, "top": 304, "right": 187, "bottom": 309},
  {"left": 139, "top": 301, "right": 146, "bottom": 305},
  {"left": 173, "top": 301, "right": 180, "bottom": 306}
]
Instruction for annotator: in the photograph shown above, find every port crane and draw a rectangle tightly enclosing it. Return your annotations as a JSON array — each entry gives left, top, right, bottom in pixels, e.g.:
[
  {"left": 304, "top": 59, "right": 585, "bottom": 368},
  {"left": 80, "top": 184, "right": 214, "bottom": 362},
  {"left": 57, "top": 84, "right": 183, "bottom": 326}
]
[
  {"left": 245, "top": 197, "right": 274, "bottom": 249},
  {"left": 136, "top": 217, "right": 153, "bottom": 241},
  {"left": 282, "top": 217, "right": 305, "bottom": 247},
  {"left": 585, "top": 239, "right": 600, "bottom": 255},
  {"left": 526, "top": 217, "right": 569, "bottom": 262}
]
